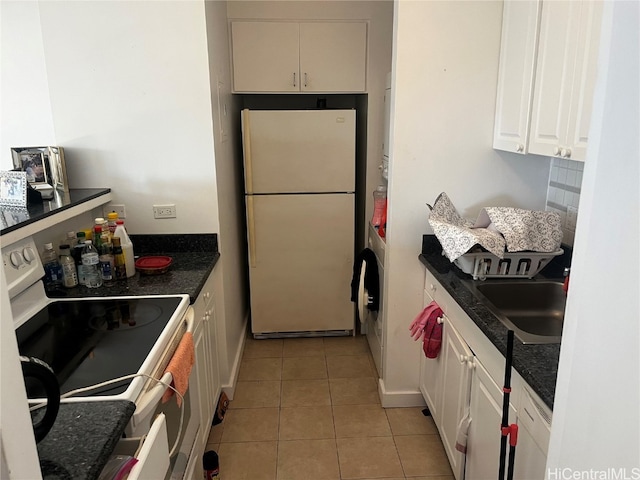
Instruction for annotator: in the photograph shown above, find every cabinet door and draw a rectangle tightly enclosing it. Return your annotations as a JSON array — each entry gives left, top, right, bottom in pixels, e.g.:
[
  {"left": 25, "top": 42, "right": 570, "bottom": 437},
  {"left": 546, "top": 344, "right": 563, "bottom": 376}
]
[
  {"left": 231, "top": 22, "right": 299, "bottom": 92},
  {"left": 299, "top": 22, "right": 367, "bottom": 92},
  {"left": 528, "top": 1, "right": 579, "bottom": 158},
  {"left": 493, "top": 0, "right": 541, "bottom": 154},
  {"left": 439, "top": 316, "right": 474, "bottom": 480},
  {"left": 564, "top": 0, "right": 603, "bottom": 161},
  {"left": 465, "top": 358, "right": 517, "bottom": 480},
  {"left": 420, "top": 288, "right": 442, "bottom": 420}
]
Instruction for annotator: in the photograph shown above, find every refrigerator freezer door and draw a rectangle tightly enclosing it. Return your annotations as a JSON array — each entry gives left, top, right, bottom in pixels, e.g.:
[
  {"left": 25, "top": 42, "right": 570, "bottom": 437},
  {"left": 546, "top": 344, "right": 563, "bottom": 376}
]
[
  {"left": 242, "top": 109, "right": 355, "bottom": 194},
  {"left": 247, "top": 193, "right": 355, "bottom": 335}
]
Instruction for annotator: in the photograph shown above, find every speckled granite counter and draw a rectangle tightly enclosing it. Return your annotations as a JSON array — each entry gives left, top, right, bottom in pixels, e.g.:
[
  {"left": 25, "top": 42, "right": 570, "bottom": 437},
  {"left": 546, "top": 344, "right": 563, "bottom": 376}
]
[
  {"left": 38, "top": 401, "right": 135, "bottom": 480},
  {"left": 48, "top": 234, "right": 220, "bottom": 303},
  {"left": 38, "top": 234, "right": 219, "bottom": 479},
  {"left": 419, "top": 235, "right": 570, "bottom": 410}
]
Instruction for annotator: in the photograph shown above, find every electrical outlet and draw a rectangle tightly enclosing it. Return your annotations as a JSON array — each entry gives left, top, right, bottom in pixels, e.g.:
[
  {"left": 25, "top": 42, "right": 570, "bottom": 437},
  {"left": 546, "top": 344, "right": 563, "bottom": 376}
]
[
  {"left": 566, "top": 206, "right": 578, "bottom": 231},
  {"left": 153, "top": 204, "right": 176, "bottom": 219},
  {"left": 104, "top": 204, "right": 126, "bottom": 219}
]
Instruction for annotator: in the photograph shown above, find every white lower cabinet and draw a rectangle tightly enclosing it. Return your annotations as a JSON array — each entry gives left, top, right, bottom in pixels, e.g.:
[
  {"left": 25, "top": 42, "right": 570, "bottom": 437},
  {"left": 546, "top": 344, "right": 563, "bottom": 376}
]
[
  {"left": 466, "top": 357, "right": 517, "bottom": 480},
  {"left": 420, "top": 266, "right": 551, "bottom": 479},
  {"left": 438, "top": 316, "right": 474, "bottom": 480},
  {"left": 191, "top": 270, "right": 221, "bottom": 463}
]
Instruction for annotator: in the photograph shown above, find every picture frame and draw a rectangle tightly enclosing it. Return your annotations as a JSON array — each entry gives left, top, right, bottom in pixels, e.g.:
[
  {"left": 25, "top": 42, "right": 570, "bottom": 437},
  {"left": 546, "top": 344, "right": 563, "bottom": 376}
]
[
  {"left": 11, "top": 146, "right": 69, "bottom": 192},
  {"left": 0, "top": 171, "right": 28, "bottom": 207}
]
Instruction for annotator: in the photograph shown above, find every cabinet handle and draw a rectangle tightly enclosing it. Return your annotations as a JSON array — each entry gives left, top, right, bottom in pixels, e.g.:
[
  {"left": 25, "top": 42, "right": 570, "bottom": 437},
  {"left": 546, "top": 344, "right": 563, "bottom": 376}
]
[
  {"left": 553, "top": 146, "right": 561, "bottom": 156},
  {"left": 516, "top": 143, "right": 524, "bottom": 152},
  {"left": 292, "top": 72, "right": 296, "bottom": 87},
  {"left": 429, "top": 284, "right": 436, "bottom": 292},
  {"left": 304, "top": 72, "right": 308, "bottom": 87},
  {"left": 460, "top": 354, "right": 473, "bottom": 364},
  {"left": 561, "top": 148, "right": 572, "bottom": 158},
  {"left": 247, "top": 196, "right": 257, "bottom": 268}
]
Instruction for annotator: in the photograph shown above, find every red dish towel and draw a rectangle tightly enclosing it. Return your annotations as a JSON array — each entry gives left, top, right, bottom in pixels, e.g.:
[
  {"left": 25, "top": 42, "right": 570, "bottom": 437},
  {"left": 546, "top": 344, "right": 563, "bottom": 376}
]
[
  {"left": 161, "top": 332, "right": 195, "bottom": 407},
  {"left": 422, "top": 306, "right": 444, "bottom": 359}
]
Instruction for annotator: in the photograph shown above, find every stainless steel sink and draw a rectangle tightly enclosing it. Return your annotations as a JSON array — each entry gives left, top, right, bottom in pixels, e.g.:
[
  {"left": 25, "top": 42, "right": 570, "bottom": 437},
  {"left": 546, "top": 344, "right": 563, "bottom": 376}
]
[{"left": 462, "top": 280, "right": 566, "bottom": 344}]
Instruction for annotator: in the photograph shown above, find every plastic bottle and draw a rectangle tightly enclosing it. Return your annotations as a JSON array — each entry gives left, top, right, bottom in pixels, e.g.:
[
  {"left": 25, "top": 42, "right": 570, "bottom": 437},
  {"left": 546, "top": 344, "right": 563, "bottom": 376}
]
[
  {"left": 112, "top": 237, "right": 127, "bottom": 280},
  {"left": 114, "top": 220, "right": 135, "bottom": 278},
  {"left": 59, "top": 244, "right": 79, "bottom": 288},
  {"left": 99, "top": 242, "right": 115, "bottom": 286},
  {"left": 371, "top": 184, "right": 388, "bottom": 229},
  {"left": 93, "top": 225, "right": 104, "bottom": 251},
  {"left": 203, "top": 450, "right": 219, "bottom": 479},
  {"left": 61, "top": 231, "right": 76, "bottom": 249},
  {"left": 81, "top": 240, "right": 103, "bottom": 288},
  {"left": 73, "top": 231, "right": 87, "bottom": 286},
  {"left": 42, "top": 243, "right": 63, "bottom": 290},
  {"left": 107, "top": 212, "right": 119, "bottom": 236}
]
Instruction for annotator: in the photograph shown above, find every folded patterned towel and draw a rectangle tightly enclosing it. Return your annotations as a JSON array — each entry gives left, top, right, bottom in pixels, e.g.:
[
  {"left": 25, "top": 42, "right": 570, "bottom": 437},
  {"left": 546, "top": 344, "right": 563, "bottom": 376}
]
[{"left": 427, "top": 192, "right": 562, "bottom": 261}]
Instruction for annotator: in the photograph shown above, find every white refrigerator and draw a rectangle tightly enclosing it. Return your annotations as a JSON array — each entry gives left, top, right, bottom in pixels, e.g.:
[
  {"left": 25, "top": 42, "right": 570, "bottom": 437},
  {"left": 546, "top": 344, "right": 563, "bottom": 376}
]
[{"left": 242, "top": 109, "right": 356, "bottom": 337}]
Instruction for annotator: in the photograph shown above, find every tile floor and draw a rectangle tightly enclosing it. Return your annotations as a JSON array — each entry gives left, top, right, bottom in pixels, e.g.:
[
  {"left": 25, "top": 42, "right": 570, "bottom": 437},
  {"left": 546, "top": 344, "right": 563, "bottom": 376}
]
[{"left": 205, "top": 335, "right": 454, "bottom": 480}]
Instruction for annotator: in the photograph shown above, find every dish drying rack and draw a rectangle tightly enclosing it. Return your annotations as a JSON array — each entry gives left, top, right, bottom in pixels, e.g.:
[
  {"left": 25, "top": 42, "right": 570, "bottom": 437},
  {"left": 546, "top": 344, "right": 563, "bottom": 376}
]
[{"left": 453, "top": 249, "right": 563, "bottom": 280}]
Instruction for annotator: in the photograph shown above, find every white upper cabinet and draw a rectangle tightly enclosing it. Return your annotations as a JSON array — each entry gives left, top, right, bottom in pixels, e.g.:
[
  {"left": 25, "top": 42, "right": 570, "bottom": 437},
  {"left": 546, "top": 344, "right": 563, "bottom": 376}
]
[
  {"left": 231, "top": 21, "right": 367, "bottom": 93},
  {"left": 494, "top": 0, "right": 602, "bottom": 161},
  {"left": 493, "top": 0, "right": 542, "bottom": 154},
  {"left": 528, "top": 0, "right": 603, "bottom": 161}
]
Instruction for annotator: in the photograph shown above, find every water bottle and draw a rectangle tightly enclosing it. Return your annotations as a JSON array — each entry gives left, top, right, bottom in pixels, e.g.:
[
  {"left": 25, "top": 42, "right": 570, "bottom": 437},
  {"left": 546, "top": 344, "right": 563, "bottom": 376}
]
[
  {"left": 114, "top": 220, "right": 135, "bottom": 278},
  {"left": 42, "top": 243, "right": 63, "bottom": 290},
  {"left": 99, "top": 242, "right": 114, "bottom": 286},
  {"left": 73, "top": 232, "right": 87, "bottom": 286},
  {"left": 81, "top": 240, "right": 103, "bottom": 288},
  {"left": 59, "top": 244, "right": 78, "bottom": 288}
]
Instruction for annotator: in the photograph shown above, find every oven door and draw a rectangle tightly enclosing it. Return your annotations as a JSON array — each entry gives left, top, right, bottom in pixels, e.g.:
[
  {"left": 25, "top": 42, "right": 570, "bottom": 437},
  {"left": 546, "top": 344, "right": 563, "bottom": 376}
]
[{"left": 128, "top": 307, "right": 200, "bottom": 480}]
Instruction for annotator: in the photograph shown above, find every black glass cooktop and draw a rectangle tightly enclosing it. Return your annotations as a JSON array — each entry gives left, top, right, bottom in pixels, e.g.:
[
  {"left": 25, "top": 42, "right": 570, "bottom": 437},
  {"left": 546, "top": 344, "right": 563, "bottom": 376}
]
[{"left": 17, "top": 297, "right": 183, "bottom": 397}]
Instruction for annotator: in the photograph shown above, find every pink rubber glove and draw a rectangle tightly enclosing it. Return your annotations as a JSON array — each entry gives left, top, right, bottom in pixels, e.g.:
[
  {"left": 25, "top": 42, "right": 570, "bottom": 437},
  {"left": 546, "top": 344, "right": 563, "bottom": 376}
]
[{"left": 409, "top": 302, "right": 438, "bottom": 341}]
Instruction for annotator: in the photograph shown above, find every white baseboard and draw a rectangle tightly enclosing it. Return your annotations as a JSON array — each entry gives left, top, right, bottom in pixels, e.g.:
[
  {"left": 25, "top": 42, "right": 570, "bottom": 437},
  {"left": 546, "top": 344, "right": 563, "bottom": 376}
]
[
  {"left": 377, "top": 378, "right": 427, "bottom": 408},
  {"left": 221, "top": 314, "right": 249, "bottom": 400}
]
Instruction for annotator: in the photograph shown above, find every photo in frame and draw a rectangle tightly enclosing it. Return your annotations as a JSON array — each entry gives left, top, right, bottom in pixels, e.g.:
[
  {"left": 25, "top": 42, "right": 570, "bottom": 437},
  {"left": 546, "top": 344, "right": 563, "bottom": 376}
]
[
  {"left": 0, "top": 171, "right": 28, "bottom": 207},
  {"left": 11, "top": 146, "right": 69, "bottom": 192}
]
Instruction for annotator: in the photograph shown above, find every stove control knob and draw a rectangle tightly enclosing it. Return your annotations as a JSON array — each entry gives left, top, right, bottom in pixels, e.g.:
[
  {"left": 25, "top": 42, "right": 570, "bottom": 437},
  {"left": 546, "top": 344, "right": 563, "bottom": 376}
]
[
  {"left": 22, "top": 247, "right": 36, "bottom": 263},
  {"left": 10, "top": 251, "right": 24, "bottom": 268}
]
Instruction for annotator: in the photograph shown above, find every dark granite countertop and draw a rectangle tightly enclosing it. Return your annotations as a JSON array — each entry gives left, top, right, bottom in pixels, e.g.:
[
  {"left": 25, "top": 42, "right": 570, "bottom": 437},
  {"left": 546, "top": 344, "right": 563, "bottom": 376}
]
[
  {"left": 38, "top": 401, "right": 135, "bottom": 480},
  {"left": 47, "top": 234, "right": 220, "bottom": 303},
  {"left": 38, "top": 234, "right": 219, "bottom": 479},
  {"left": 419, "top": 235, "right": 571, "bottom": 410}
]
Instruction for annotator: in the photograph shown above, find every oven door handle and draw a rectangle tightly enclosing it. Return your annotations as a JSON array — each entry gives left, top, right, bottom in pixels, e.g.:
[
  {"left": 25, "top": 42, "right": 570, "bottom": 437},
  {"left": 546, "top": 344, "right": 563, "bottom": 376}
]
[{"left": 132, "top": 307, "right": 194, "bottom": 431}]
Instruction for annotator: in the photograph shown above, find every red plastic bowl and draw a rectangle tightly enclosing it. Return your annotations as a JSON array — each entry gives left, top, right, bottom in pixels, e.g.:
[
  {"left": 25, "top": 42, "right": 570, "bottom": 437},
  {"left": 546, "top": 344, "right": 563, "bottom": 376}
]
[{"left": 135, "top": 256, "right": 173, "bottom": 275}]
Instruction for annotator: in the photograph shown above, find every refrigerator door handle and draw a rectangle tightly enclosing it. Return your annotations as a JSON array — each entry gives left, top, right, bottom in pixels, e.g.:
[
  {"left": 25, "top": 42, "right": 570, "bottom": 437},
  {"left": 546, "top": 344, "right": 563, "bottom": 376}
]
[
  {"left": 247, "top": 195, "right": 257, "bottom": 268},
  {"left": 242, "top": 109, "right": 253, "bottom": 194}
]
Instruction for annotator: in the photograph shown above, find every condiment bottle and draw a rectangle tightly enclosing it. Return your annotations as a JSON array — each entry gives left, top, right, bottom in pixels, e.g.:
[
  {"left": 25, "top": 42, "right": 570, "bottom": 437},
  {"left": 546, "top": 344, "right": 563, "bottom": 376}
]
[
  {"left": 59, "top": 244, "right": 79, "bottom": 288},
  {"left": 81, "top": 240, "right": 103, "bottom": 288},
  {"left": 107, "top": 212, "right": 119, "bottom": 236},
  {"left": 73, "top": 232, "right": 87, "bottom": 286},
  {"left": 371, "top": 185, "right": 387, "bottom": 229},
  {"left": 112, "top": 237, "right": 127, "bottom": 280},
  {"left": 114, "top": 220, "right": 135, "bottom": 278}
]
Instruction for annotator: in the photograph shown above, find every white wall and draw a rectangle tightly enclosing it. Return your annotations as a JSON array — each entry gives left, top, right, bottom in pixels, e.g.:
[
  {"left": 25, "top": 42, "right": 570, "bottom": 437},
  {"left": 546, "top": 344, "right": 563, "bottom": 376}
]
[
  {"left": 547, "top": 0, "right": 639, "bottom": 471},
  {"left": 382, "top": 0, "right": 551, "bottom": 401},
  {"left": 1, "top": 1, "right": 220, "bottom": 235},
  {"left": 204, "top": 0, "right": 248, "bottom": 392}
]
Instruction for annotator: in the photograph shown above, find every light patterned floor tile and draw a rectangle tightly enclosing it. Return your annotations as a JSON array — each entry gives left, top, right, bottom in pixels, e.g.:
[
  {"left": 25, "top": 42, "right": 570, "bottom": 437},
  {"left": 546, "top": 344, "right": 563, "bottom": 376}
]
[
  {"left": 324, "top": 336, "right": 370, "bottom": 356},
  {"left": 218, "top": 441, "right": 277, "bottom": 479},
  {"left": 220, "top": 408, "right": 279, "bottom": 443},
  {"left": 336, "top": 436, "right": 404, "bottom": 479},
  {"left": 282, "top": 337, "right": 325, "bottom": 357},
  {"left": 277, "top": 439, "right": 340, "bottom": 480},
  {"left": 281, "top": 356, "right": 327, "bottom": 380},
  {"left": 281, "top": 379, "right": 331, "bottom": 407},
  {"left": 326, "top": 354, "right": 375, "bottom": 378},
  {"left": 243, "top": 338, "right": 284, "bottom": 358},
  {"left": 332, "top": 404, "right": 392, "bottom": 438},
  {"left": 279, "top": 406, "right": 335, "bottom": 440},
  {"left": 229, "top": 381, "right": 281, "bottom": 409},
  {"left": 394, "top": 434, "right": 453, "bottom": 477},
  {"left": 386, "top": 407, "right": 438, "bottom": 435},
  {"left": 238, "top": 357, "right": 282, "bottom": 381},
  {"left": 329, "top": 377, "right": 380, "bottom": 405}
]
